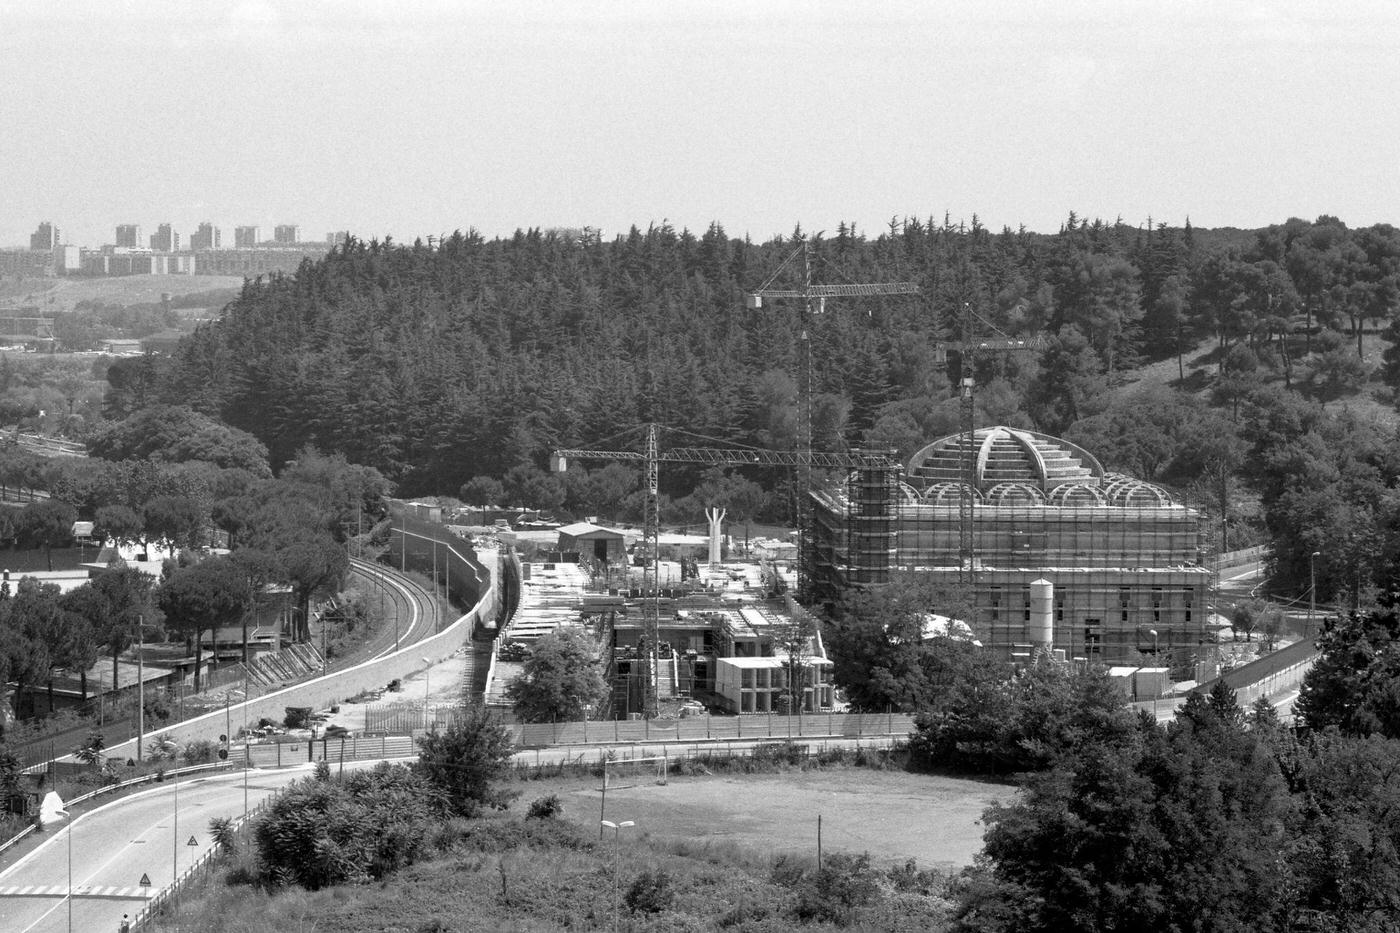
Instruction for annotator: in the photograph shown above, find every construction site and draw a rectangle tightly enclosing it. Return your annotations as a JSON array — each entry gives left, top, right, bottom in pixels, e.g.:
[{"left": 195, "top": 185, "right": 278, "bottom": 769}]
[{"left": 808, "top": 425, "right": 1214, "bottom": 676}]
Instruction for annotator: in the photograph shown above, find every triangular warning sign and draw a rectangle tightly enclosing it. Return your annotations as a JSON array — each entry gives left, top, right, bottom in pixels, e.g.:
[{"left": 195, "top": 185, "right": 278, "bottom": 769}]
[
  {"left": 187, "top": 836, "right": 199, "bottom": 847},
  {"left": 139, "top": 873, "right": 152, "bottom": 887}
]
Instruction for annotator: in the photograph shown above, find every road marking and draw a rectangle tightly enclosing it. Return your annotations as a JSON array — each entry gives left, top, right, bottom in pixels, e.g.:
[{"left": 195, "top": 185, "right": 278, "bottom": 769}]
[{"left": 0, "top": 884, "right": 151, "bottom": 899}]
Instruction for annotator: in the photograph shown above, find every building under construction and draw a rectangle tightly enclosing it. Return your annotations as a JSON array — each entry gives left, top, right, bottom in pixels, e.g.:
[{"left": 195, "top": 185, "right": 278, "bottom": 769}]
[{"left": 807, "top": 426, "right": 1213, "bottom": 674}]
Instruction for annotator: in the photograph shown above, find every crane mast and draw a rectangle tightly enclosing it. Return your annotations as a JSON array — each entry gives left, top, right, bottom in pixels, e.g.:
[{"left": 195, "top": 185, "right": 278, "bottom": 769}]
[
  {"left": 745, "top": 236, "right": 918, "bottom": 599},
  {"left": 553, "top": 427, "right": 897, "bottom": 718},
  {"left": 942, "top": 303, "right": 1042, "bottom": 576}
]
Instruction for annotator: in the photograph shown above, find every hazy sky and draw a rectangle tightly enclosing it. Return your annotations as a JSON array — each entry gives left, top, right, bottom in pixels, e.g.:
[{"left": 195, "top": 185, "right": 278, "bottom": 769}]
[{"left": 2, "top": 1, "right": 1397, "bottom": 248}]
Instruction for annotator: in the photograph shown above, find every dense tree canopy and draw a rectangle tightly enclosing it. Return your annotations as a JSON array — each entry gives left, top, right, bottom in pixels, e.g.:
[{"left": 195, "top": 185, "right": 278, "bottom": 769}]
[
  {"left": 88, "top": 404, "right": 271, "bottom": 476},
  {"left": 505, "top": 627, "right": 608, "bottom": 723}
]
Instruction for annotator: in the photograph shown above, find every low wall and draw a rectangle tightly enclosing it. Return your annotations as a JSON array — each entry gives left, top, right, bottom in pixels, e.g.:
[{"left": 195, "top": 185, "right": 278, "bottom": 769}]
[
  {"left": 1231, "top": 654, "right": 1317, "bottom": 708},
  {"left": 104, "top": 580, "right": 495, "bottom": 762}
]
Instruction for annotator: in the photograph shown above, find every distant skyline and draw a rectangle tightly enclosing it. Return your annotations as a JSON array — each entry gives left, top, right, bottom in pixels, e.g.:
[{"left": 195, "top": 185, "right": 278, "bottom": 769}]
[{"left": 3, "top": 1, "right": 1398, "bottom": 249}]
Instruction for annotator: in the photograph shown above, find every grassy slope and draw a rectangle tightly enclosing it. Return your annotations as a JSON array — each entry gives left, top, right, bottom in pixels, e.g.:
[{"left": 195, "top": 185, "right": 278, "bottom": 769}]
[
  {"left": 152, "top": 765, "right": 997, "bottom": 933},
  {"left": 1110, "top": 331, "right": 1398, "bottom": 430},
  {"left": 0, "top": 274, "right": 245, "bottom": 314}
]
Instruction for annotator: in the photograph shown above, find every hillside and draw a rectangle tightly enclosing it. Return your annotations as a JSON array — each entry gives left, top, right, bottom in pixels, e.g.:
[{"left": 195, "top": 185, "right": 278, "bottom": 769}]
[{"left": 0, "top": 273, "right": 243, "bottom": 314}]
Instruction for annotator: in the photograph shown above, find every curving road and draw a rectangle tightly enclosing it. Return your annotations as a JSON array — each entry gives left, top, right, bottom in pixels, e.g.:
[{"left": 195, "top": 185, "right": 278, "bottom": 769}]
[{"left": 0, "top": 767, "right": 312, "bottom": 933}]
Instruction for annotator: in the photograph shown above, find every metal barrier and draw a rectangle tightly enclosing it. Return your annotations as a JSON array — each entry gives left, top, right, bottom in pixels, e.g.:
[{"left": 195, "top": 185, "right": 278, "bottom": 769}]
[
  {"left": 508, "top": 710, "right": 915, "bottom": 748},
  {"left": 131, "top": 787, "right": 281, "bottom": 931}
]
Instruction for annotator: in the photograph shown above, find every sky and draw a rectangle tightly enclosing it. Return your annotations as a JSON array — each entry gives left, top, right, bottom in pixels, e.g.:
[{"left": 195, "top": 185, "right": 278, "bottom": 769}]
[{"left": 2, "top": 1, "right": 1397, "bottom": 249}]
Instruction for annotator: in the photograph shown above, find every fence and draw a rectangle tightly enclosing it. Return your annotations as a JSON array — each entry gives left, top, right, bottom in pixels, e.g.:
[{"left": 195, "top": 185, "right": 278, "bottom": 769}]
[
  {"left": 131, "top": 783, "right": 282, "bottom": 932},
  {"left": 1217, "top": 545, "right": 1267, "bottom": 572},
  {"left": 507, "top": 710, "right": 915, "bottom": 748},
  {"left": 1195, "top": 636, "right": 1320, "bottom": 708},
  {"left": 100, "top": 566, "right": 497, "bottom": 764},
  {"left": 364, "top": 702, "right": 463, "bottom": 734},
  {"left": 386, "top": 507, "right": 496, "bottom": 629},
  {"left": 242, "top": 733, "right": 418, "bottom": 769}
]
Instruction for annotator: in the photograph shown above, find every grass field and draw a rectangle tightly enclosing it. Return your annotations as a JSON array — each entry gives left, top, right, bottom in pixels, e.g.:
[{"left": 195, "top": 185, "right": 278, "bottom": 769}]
[
  {"left": 552, "top": 768, "right": 1014, "bottom": 870},
  {"left": 154, "top": 765, "right": 1011, "bottom": 932}
]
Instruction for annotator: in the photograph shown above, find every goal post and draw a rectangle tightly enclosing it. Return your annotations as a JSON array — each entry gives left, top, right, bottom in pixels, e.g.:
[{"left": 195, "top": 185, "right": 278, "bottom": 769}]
[{"left": 601, "top": 753, "right": 670, "bottom": 790}]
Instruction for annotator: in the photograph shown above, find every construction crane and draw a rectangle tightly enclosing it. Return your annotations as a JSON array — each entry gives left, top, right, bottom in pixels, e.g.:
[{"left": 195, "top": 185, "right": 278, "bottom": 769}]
[
  {"left": 939, "top": 303, "right": 1043, "bottom": 576},
  {"left": 552, "top": 423, "right": 899, "bottom": 718},
  {"left": 745, "top": 235, "right": 918, "bottom": 597}
]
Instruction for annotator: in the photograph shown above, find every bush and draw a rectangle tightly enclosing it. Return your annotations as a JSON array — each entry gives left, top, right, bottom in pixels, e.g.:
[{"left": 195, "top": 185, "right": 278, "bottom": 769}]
[
  {"left": 252, "top": 763, "right": 449, "bottom": 889},
  {"left": 625, "top": 868, "right": 675, "bottom": 915},
  {"left": 284, "top": 707, "right": 312, "bottom": 729},
  {"left": 181, "top": 740, "right": 219, "bottom": 765},
  {"left": 786, "top": 853, "right": 881, "bottom": 925},
  {"left": 414, "top": 704, "right": 518, "bottom": 817},
  {"left": 526, "top": 794, "right": 563, "bottom": 819}
]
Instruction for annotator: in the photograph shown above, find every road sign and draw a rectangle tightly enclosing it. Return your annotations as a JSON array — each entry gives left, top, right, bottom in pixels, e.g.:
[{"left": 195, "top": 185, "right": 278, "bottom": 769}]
[
  {"left": 138, "top": 873, "right": 151, "bottom": 887},
  {"left": 187, "top": 836, "right": 198, "bottom": 847}
]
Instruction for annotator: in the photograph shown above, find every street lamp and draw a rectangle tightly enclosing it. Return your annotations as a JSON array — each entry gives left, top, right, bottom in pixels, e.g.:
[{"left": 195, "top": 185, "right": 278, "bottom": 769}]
[
  {"left": 1309, "top": 551, "right": 1321, "bottom": 638},
  {"left": 1148, "top": 629, "right": 1160, "bottom": 719},
  {"left": 600, "top": 819, "right": 635, "bottom": 931}
]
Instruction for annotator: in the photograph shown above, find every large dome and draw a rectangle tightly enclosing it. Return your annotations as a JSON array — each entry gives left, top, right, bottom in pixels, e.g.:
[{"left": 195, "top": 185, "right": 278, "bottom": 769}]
[{"left": 907, "top": 426, "right": 1105, "bottom": 494}]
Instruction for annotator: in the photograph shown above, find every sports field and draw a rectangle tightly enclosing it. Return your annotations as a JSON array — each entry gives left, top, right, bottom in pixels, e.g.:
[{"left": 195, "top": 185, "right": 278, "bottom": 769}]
[{"left": 549, "top": 768, "right": 1016, "bottom": 870}]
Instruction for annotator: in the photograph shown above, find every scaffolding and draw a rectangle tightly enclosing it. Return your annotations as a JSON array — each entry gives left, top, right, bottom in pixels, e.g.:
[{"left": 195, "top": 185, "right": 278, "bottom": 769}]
[{"left": 805, "top": 426, "right": 1216, "bottom": 673}]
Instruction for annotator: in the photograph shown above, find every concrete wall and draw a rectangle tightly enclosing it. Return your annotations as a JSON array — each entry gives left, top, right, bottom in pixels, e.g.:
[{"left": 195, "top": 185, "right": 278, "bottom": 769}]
[{"left": 104, "top": 580, "right": 495, "bottom": 761}]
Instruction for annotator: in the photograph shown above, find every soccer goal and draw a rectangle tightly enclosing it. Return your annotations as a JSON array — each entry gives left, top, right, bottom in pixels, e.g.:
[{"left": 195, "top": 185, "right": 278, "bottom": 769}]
[{"left": 602, "top": 753, "right": 669, "bottom": 790}]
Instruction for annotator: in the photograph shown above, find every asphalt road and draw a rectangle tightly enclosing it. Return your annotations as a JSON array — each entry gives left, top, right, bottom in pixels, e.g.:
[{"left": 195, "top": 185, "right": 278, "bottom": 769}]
[{"left": 0, "top": 767, "right": 312, "bottom": 933}]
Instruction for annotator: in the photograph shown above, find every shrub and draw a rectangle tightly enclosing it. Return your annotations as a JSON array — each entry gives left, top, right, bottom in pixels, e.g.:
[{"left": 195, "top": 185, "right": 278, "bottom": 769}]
[
  {"left": 209, "top": 815, "right": 238, "bottom": 855},
  {"left": 788, "top": 853, "right": 881, "bottom": 924},
  {"left": 625, "top": 868, "right": 675, "bottom": 915},
  {"left": 527, "top": 794, "right": 563, "bottom": 819},
  {"left": 252, "top": 763, "right": 449, "bottom": 889},
  {"left": 182, "top": 740, "right": 219, "bottom": 765},
  {"left": 284, "top": 707, "right": 312, "bottom": 729},
  {"left": 147, "top": 735, "right": 179, "bottom": 761},
  {"left": 414, "top": 704, "right": 518, "bottom": 817}
]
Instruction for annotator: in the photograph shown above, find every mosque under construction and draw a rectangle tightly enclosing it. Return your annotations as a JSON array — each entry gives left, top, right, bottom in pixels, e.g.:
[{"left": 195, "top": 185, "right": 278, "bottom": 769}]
[{"left": 806, "top": 426, "right": 1214, "bottom": 676}]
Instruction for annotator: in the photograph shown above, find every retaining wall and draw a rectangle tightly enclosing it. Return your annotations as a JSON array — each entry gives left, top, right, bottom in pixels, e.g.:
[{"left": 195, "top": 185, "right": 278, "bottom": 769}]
[{"left": 103, "top": 580, "right": 495, "bottom": 762}]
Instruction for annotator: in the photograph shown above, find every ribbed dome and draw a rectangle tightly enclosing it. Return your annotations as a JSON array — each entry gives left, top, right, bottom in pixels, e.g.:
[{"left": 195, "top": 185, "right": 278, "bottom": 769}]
[{"left": 907, "top": 426, "right": 1105, "bottom": 494}]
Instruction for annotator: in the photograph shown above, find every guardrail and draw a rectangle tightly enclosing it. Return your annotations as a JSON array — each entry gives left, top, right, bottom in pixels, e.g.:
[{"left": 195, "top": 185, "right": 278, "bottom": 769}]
[
  {"left": 131, "top": 784, "right": 282, "bottom": 931},
  {"left": 0, "top": 761, "right": 239, "bottom": 857}
]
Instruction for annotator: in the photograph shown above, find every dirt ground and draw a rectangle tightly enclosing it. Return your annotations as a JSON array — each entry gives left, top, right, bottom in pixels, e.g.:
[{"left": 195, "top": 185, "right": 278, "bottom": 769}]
[{"left": 541, "top": 768, "right": 1016, "bottom": 870}]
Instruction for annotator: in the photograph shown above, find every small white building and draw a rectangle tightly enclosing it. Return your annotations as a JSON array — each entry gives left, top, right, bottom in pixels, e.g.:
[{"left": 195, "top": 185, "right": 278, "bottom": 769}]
[{"left": 714, "top": 655, "right": 834, "bottom": 714}]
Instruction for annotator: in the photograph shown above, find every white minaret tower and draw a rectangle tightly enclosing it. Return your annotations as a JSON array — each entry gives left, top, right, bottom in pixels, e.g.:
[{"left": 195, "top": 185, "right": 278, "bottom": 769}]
[{"left": 706, "top": 507, "right": 726, "bottom": 569}]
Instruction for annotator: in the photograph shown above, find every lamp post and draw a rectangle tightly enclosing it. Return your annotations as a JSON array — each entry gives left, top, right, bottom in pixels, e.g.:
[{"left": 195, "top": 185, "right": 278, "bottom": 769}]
[
  {"left": 1309, "top": 550, "right": 1321, "bottom": 637},
  {"left": 421, "top": 657, "right": 431, "bottom": 725},
  {"left": 1148, "top": 628, "right": 1159, "bottom": 718},
  {"left": 600, "top": 819, "right": 635, "bottom": 931}
]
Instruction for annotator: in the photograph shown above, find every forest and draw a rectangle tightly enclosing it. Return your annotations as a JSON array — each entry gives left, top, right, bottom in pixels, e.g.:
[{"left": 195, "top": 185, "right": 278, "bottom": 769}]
[{"left": 108, "top": 212, "right": 1400, "bottom": 606}]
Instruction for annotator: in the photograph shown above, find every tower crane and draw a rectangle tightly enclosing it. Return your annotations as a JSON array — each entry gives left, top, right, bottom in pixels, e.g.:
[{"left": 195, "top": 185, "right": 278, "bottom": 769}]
[
  {"left": 938, "top": 303, "right": 1043, "bottom": 576},
  {"left": 745, "top": 235, "right": 919, "bottom": 597},
  {"left": 552, "top": 423, "right": 898, "bottom": 718}
]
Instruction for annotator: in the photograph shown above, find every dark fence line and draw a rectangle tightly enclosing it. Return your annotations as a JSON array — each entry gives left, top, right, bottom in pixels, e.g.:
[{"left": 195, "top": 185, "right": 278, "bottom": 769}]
[
  {"left": 242, "top": 733, "right": 418, "bottom": 768},
  {"left": 387, "top": 509, "right": 488, "bottom": 624},
  {"left": 508, "top": 710, "right": 915, "bottom": 748},
  {"left": 1198, "top": 636, "right": 1319, "bottom": 695}
]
